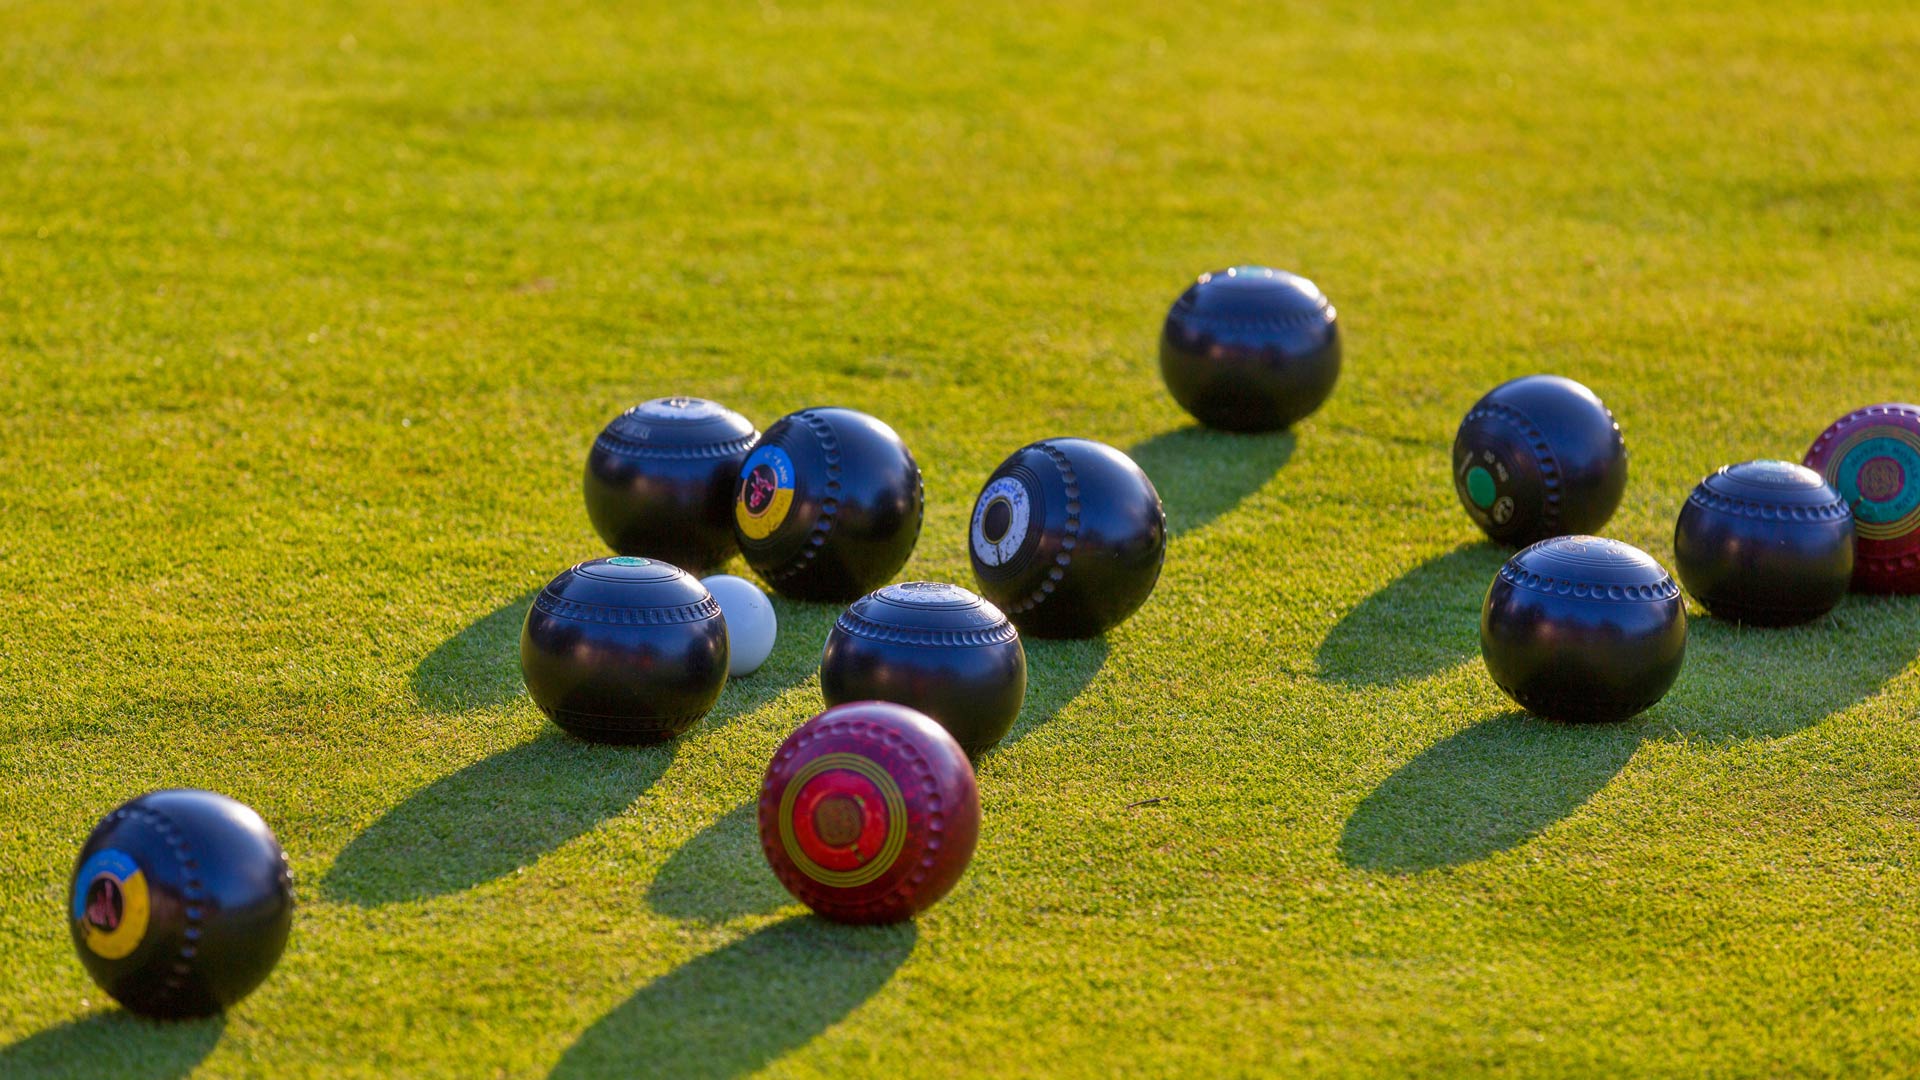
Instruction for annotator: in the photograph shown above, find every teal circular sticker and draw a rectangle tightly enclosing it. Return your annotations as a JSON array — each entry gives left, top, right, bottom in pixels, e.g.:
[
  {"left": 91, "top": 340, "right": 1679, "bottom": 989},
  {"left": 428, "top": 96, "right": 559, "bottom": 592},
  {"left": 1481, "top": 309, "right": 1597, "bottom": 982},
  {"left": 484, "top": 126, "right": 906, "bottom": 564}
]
[{"left": 1465, "top": 466, "right": 1496, "bottom": 509}]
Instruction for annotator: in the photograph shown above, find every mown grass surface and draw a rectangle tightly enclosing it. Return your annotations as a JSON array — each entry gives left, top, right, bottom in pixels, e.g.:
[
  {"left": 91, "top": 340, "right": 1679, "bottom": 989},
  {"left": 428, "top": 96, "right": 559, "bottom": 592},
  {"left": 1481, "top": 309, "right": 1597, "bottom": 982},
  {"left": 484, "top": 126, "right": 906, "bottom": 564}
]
[{"left": 4, "top": 1, "right": 1920, "bottom": 1076}]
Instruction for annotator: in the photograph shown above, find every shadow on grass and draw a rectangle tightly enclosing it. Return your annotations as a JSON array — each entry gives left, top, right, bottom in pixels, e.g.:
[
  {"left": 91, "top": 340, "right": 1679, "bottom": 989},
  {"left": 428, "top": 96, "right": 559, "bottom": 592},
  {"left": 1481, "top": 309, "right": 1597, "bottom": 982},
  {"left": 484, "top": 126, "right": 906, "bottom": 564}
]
[
  {"left": 1315, "top": 542, "right": 1509, "bottom": 686},
  {"left": 1127, "top": 426, "right": 1294, "bottom": 538},
  {"left": 1658, "top": 597, "right": 1920, "bottom": 742},
  {"left": 323, "top": 735, "right": 678, "bottom": 905},
  {"left": 998, "top": 636, "right": 1111, "bottom": 750},
  {"left": 410, "top": 589, "right": 538, "bottom": 713},
  {"left": 1341, "top": 710, "right": 1643, "bottom": 872},
  {"left": 646, "top": 801, "right": 789, "bottom": 924},
  {"left": 550, "top": 916, "right": 915, "bottom": 1080},
  {"left": 722, "top": 593, "right": 841, "bottom": 721},
  {"left": 1342, "top": 597, "right": 1920, "bottom": 873},
  {"left": 349, "top": 581, "right": 835, "bottom": 907},
  {"left": 0, "top": 1012, "right": 224, "bottom": 1080}
]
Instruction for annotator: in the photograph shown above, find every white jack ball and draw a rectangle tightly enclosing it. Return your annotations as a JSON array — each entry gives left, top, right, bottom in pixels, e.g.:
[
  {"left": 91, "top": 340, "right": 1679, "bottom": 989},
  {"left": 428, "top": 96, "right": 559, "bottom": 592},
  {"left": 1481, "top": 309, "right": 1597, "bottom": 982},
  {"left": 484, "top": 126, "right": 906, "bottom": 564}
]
[{"left": 701, "top": 574, "right": 777, "bottom": 677}]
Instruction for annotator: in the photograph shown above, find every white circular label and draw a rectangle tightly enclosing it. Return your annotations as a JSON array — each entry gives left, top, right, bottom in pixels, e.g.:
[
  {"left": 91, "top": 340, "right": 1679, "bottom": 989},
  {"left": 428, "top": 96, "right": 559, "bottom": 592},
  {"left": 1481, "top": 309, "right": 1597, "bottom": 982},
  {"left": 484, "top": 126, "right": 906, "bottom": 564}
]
[
  {"left": 1740, "top": 459, "right": 1813, "bottom": 487},
  {"left": 634, "top": 397, "right": 725, "bottom": 421},
  {"left": 878, "top": 581, "right": 977, "bottom": 606},
  {"left": 971, "top": 476, "right": 1032, "bottom": 567}
]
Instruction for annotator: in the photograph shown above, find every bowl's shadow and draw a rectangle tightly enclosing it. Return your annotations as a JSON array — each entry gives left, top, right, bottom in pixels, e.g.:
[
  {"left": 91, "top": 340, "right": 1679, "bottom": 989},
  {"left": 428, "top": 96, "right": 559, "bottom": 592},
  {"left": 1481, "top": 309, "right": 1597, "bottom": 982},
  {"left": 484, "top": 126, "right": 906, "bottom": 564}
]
[
  {"left": 410, "top": 589, "right": 538, "bottom": 713},
  {"left": 323, "top": 735, "right": 678, "bottom": 905},
  {"left": 345, "top": 580, "right": 834, "bottom": 907},
  {"left": 0, "top": 1012, "right": 225, "bottom": 1080},
  {"left": 998, "top": 636, "right": 1111, "bottom": 750},
  {"left": 1315, "top": 542, "right": 1509, "bottom": 686},
  {"left": 1127, "top": 426, "right": 1295, "bottom": 539},
  {"left": 549, "top": 917, "right": 915, "bottom": 1080},
  {"left": 1340, "top": 710, "right": 1644, "bottom": 873},
  {"left": 1341, "top": 597, "right": 1920, "bottom": 874},
  {"left": 1658, "top": 597, "right": 1920, "bottom": 742},
  {"left": 645, "top": 801, "right": 789, "bottom": 924},
  {"left": 718, "top": 593, "right": 841, "bottom": 723}
]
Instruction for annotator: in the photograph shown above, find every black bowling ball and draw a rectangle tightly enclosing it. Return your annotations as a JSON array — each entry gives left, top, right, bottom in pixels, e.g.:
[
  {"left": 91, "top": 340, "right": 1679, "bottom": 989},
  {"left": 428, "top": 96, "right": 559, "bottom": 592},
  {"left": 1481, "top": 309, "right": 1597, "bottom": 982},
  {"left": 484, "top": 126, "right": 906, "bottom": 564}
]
[
  {"left": 732, "top": 407, "right": 924, "bottom": 603},
  {"left": 520, "top": 556, "right": 728, "bottom": 743},
  {"left": 969, "top": 438, "right": 1167, "bottom": 638},
  {"left": 820, "top": 581, "right": 1027, "bottom": 755},
  {"left": 1453, "top": 375, "right": 1628, "bottom": 545},
  {"left": 1674, "top": 459, "right": 1854, "bottom": 626},
  {"left": 70, "top": 789, "right": 295, "bottom": 1019},
  {"left": 583, "top": 397, "right": 759, "bottom": 574},
  {"left": 1481, "top": 536, "right": 1686, "bottom": 723},
  {"left": 1159, "top": 266, "right": 1341, "bottom": 432}
]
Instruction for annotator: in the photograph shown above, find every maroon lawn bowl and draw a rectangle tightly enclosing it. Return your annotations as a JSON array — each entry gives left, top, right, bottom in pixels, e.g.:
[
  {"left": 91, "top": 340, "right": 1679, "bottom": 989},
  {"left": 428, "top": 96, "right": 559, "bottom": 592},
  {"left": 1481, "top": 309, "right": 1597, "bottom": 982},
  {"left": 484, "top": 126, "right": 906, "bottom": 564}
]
[
  {"left": 1803, "top": 403, "right": 1920, "bottom": 594},
  {"left": 758, "top": 702, "right": 980, "bottom": 924}
]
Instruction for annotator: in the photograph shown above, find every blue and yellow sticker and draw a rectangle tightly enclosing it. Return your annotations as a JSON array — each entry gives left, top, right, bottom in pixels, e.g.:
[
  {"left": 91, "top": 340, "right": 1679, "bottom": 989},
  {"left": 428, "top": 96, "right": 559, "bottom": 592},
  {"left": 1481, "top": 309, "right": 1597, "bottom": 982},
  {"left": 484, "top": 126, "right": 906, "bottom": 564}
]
[
  {"left": 735, "top": 445, "right": 796, "bottom": 541},
  {"left": 72, "top": 849, "right": 150, "bottom": 960}
]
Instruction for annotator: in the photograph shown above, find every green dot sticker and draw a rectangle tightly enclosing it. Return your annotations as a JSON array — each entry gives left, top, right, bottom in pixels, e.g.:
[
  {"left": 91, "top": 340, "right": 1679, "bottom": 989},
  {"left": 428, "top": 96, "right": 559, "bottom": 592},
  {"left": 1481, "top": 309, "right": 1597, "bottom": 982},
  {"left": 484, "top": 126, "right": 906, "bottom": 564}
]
[
  {"left": 1466, "top": 466, "right": 1497, "bottom": 509},
  {"left": 608, "top": 556, "right": 650, "bottom": 567}
]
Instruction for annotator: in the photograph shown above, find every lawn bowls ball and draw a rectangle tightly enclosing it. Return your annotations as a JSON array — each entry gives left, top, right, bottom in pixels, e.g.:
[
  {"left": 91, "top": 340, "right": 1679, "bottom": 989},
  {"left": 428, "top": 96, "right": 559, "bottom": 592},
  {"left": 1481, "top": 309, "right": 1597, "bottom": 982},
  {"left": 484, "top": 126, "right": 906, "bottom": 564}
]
[
  {"left": 70, "top": 789, "right": 294, "bottom": 1019},
  {"left": 733, "top": 407, "right": 924, "bottom": 603},
  {"left": 1673, "top": 460, "right": 1854, "bottom": 626},
  {"left": 758, "top": 701, "right": 980, "bottom": 925},
  {"left": 1803, "top": 403, "right": 1920, "bottom": 594},
  {"left": 583, "top": 397, "right": 759, "bottom": 574},
  {"left": 969, "top": 438, "right": 1167, "bottom": 638},
  {"left": 701, "top": 573, "right": 778, "bottom": 677},
  {"left": 820, "top": 581, "right": 1027, "bottom": 755},
  {"left": 1159, "top": 266, "right": 1341, "bottom": 432},
  {"left": 1453, "top": 375, "right": 1629, "bottom": 546},
  {"left": 520, "top": 556, "right": 728, "bottom": 743},
  {"left": 1481, "top": 536, "right": 1687, "bottom": 723}
]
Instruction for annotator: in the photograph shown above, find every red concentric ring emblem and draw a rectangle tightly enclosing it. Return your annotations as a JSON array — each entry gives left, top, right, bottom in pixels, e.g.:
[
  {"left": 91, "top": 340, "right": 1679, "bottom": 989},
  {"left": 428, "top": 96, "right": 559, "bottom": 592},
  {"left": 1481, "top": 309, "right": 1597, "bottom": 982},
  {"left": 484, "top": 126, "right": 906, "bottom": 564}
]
[{"left": 776, "top": 753, "right": 908, "bottom": 888}]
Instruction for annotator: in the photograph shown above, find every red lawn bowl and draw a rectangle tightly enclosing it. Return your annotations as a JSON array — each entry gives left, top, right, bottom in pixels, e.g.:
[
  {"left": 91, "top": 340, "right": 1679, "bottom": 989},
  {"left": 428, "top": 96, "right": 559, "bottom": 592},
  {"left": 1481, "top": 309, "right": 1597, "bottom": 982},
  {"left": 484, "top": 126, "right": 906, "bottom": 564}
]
[{"left": 758, "top": 701, "right": 980, "bottom": 924}]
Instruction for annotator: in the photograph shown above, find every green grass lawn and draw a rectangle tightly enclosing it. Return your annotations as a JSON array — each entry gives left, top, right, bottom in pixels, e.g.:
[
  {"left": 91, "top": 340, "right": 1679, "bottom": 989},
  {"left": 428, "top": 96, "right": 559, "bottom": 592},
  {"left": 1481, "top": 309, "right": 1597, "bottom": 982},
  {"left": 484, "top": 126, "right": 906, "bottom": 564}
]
[{"left": 4, "top": 0, "right": 1920, "bottom": 1075}]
